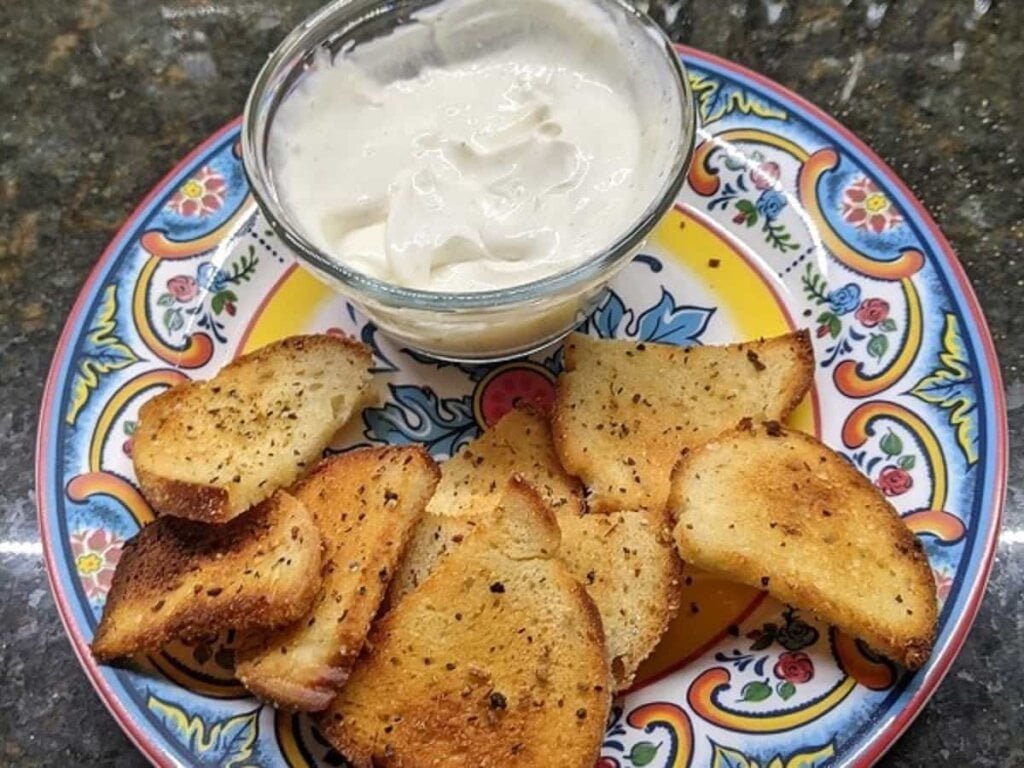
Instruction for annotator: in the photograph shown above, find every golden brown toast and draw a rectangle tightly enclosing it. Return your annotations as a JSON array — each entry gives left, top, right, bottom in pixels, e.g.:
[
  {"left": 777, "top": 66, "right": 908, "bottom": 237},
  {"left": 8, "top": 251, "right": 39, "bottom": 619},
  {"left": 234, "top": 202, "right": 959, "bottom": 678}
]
[
  {"left": 385, "top": 512, "right": 479, "bottom": 607},
  {"left": 320, "top": 481, "right": 611, "bottom": 768},
  {"left": 552, "top": 331, "right": 814, "bottom": 512},
  {"left": 557, "top": 506, "right": 681, "bottom": 689},
  {"left": 427, "top": 406, "right": 584, "bottom": 518},
  {"left": 91, "top": 491, "right": 321, "bottom": 661},
  {"left": 133, "top": 334, "right": 372, "bottom": 523},
  {"left": 671, "top": 421, "right": 937, "bottom": 669},
  {"left": 387, "top": 407, "right": 680, "bottom": 691},
  {"left": 235, "top": 446, "right": 439, "bottom": 711},
  {"left": 386, "top": 407, "right": 575, "bottom": 609}
]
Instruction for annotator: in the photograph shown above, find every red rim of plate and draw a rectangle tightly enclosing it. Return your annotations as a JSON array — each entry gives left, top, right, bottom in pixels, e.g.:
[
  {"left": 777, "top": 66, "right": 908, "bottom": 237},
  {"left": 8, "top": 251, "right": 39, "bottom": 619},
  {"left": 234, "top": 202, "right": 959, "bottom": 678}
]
[{"left": 35, "top": 45, "right": 1007, "bottom": 768}]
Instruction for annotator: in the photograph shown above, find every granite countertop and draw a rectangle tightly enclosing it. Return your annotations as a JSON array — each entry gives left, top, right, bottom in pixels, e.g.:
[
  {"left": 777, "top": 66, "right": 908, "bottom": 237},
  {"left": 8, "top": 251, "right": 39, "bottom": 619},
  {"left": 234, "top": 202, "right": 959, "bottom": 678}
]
[{"left": 1, "top": 0, "right": 1021, "bottom": 765}]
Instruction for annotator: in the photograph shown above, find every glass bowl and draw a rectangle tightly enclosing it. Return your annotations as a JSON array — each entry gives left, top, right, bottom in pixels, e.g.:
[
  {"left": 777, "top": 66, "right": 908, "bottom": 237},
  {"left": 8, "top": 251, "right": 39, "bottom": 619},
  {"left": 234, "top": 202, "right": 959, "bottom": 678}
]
[{"left": 242, "top": 0, "right": 696, "bottom": 363}]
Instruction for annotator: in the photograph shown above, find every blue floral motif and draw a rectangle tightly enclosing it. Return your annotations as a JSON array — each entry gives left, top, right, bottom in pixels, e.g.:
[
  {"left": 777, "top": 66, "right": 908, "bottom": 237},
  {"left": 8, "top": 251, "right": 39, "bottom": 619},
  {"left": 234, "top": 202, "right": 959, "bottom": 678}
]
[
  {"left": 628, "top": 289, "right": 715, "bottom": 343},
  {"left": 589, "top": 292, "right": 629, "bottom": 339},
  {"left": 363, "top": 384, "right": 478, "bottom": 457},
  {"left": 827, "top": 282, "right": 862, "bottom": 315},
  {"left": 755, "top": 189, "right": 787, "bottom": 221},
  {"left": 585, "top": 287, "right": 715, "bottom": 345},
  {"left": 196, "top": 262, "right": 228, "bottom": 292}
]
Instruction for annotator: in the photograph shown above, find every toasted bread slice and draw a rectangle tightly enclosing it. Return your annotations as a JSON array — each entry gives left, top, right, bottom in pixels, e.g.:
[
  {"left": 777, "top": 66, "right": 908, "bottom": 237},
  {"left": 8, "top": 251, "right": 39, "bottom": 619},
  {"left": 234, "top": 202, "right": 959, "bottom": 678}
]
[
  {"left": 320, "top": 481, "right": 611, "bottom": 768},
  {"left": 392, "top": 407, "right": 680, "bottom": 690},
  {"left": 235, "top": 446, "right": 439, "bottom": 710},
  {"left": 557, "top": 506, "right": 681, "bottom": 689},
  {"left": 391, "top": 506, "right": 681, "bottom": 690},
  {"left": 385, "top": 512, "right": 479, "bottom": 607},
  {"left": 91, "top": 491, "right": 320, "bottom": 661},
  {"left": 427, "top": 406, "right": 584, "bottom": 518},
  {"left": 133, "top": 334, "right": 372, "bottom": 523},
  {"left": 671, "top": 421, "right": 937, "bottom": 669},
  {"left": 386, "top": 406, "right": 576, "bottom": 607},
  {"left": 552, "top": 331, "right": 813, "bottom": 512}
]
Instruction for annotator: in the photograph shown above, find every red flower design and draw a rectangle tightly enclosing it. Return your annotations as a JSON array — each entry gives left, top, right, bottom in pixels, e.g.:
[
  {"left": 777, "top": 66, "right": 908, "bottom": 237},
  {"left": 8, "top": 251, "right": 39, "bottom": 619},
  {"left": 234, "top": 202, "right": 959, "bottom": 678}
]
[
  {"left": 166, "top": 275, "right": 199, "bottom": 303},
  {"left": 169, "top": 166, "right": 227, "bottom": 217},
  {"left": 841, "top": 176, "right": 903, "bottom": 233},
  {"left": 751, "top": 161, "right": 781, "bottom": 190},
  {"left": 877, "top": 465, "right": 913, "bottom": 496},
  {"left": 475, "top": 365, "right": 556, "bottom": 428},
  {"left": 70, "top": 528, "right": 125, "bottom": 600},
  {"left": 855, "top": 298, "right": 890, "bottom": 327},
  {"left": 595, "top": 758, "right": 621, "bottom": 768},
  {"left": 773, "top": 651, "right": 814, "bottom": 684}
]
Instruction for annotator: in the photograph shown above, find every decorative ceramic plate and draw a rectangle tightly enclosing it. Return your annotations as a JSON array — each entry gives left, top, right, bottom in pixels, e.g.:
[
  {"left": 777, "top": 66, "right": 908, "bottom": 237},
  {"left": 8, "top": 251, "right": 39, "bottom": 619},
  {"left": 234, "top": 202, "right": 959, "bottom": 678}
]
[{"left": 37, "top": 48, "right": 1006, "bottom": 768}]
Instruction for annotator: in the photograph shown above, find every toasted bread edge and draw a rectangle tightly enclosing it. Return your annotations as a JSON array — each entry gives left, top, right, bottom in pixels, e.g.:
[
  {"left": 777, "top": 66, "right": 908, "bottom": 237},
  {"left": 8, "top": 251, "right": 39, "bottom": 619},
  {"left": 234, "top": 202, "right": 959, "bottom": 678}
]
[
  {"left": 551, "top": 331, "right": 817, "bottom": 514},
  {"left": 235, "top": 445, "right": 439, "bottom": 710},
  {"left": 133, "top": 462, "right": 232, "bottom": 524},
  {"left": 133, "top": 334, "right": 373, "bottom": 524},
  {"left": 671, "top": 421, "right": 938, "bottom": 669},
  {"left": 90, "top": 491, "right": 322, "bottom": 661},
  {"left": 319, "top": 477, "right": 611, "bottom": 768}
]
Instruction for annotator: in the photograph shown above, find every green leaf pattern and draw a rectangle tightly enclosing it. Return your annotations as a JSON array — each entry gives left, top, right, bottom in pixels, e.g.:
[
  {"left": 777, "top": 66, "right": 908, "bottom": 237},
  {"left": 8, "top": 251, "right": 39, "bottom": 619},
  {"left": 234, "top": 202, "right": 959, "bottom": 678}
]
[
  {"left": 879, "top": 430, "right": 903, "bottom": 457},
  {"left": 777, "top": 681, "right": 797, "bottom": 700},
  {"left": 740, "top": 680, "right": 773, "bottom": 702},
  {"left": 629, "top": 741, "right": 660, "bottom": 766},
  {"left": 147, "top": 693, "right": 260, "bottom": 768},
  {"left": 211, "top": 289, "right": 238, "bottom": 315},
  {"left": 689, "top": 73, "right": 788, "bottom": 126},
  {"left": 910, "top": 313, "right": 980, "bottom": 465},
  {"left": 65, "top": 284, "right": 140, "bottom": 425},
  {"left": 867, "top": 332, "right": 889, "bottom": 361}
]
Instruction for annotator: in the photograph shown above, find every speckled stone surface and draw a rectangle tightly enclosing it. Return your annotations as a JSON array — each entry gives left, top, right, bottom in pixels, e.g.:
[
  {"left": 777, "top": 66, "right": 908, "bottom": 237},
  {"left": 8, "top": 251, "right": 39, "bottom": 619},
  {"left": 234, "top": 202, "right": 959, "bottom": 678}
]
[{"left": 1, "top": 0, "right": 1021, "bottom": 765}]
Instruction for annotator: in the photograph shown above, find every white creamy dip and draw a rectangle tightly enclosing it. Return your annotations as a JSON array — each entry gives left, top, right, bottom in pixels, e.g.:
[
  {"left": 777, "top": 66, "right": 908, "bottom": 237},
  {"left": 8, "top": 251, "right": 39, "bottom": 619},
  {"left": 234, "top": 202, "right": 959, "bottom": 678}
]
[{"left": 269, "top": 0, "right": 681, "bottom": 293}]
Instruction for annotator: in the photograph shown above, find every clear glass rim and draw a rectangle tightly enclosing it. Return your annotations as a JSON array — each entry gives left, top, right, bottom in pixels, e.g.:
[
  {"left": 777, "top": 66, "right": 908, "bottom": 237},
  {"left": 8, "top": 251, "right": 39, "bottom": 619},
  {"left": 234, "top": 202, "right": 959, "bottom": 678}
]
[{"left": 241, "top": 0, "right": 696, "bottom": 312}]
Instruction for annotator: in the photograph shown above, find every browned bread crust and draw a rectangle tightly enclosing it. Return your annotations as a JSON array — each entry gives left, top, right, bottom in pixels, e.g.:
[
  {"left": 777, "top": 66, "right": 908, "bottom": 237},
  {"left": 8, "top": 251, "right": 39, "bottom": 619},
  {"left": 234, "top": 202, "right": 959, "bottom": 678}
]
[
  {"left": 320, "top": 480, "right": 611, "bottom": 768},
  {"left": 671, "top": 421, "right": 938, "bottom": 669},
  {"left": 552, "top": 331, "right": 814, "bottom": 512},
  {"left": 427, "top": 406, "right": 584, "bottom": 518},
  {"left": 384, "top": 512, "right": 479, "bottom": 608},
  {"left": 236, "top": 446, "right": 439, "bottom": 711},
  {"left": 91, "top": 491, "right": 321, "bottom": 661},
  {"left": 557, "top": 505, "right": 682, "bottom": 688},
  {"left": 389, "top": 407, "right": 681, "bottom": 690},
  {"left": 132, "top": 334, "right": 371, "bottom": 524}
]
